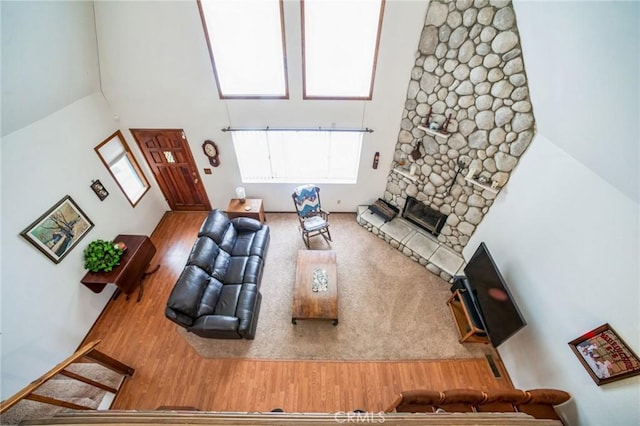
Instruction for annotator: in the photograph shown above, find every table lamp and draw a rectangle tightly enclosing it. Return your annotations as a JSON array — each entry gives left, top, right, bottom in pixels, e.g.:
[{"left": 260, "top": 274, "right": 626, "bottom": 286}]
[{"left": 235, "top": 186, "right": 246, "bottom": 203}]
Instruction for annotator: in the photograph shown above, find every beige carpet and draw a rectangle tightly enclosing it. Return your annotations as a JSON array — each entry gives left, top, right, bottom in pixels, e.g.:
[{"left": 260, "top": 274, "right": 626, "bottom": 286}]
[{"left": 181, "top": 213, "right": 490, "bottom": 361}]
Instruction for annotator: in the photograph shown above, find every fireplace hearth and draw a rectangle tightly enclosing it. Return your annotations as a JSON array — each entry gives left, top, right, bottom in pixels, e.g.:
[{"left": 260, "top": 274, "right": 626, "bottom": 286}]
[{"left": 402, "top": 197, "right": 448, "bottom": 237}]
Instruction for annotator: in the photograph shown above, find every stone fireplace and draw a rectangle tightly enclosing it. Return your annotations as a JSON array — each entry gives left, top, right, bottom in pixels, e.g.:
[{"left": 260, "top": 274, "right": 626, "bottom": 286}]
[{"left": 383, "top": 0, "right": 536, "bottom": 254}]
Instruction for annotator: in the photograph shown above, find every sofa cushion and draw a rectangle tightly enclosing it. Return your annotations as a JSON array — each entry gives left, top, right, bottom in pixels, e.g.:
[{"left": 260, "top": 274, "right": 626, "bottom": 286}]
[
  {"left": 219, "top": 223, "right": 237, "bottom": 253},
  {"left": 212, "top": 249, "right": 230, "bottom": 281},
  {"left": 187, "top": 236, "right": 220, "bottom": 275},
  {"left": 196, "top": 277, "right": 224, "bottom": 317},
  {"left": 214, "top": 284, "right": 242, "bottom": 316},
  {"left": 232, "top": 232, "right": 256, "bottom": 257},
  {"left": 198, "top": 209, "right": 231, "bottom": 244},
  {"left": 225, "top": 256, "right": 248, "bottom": 284},
  {"left": 166, "top": 265, "right": 210, "bottom": 318}
]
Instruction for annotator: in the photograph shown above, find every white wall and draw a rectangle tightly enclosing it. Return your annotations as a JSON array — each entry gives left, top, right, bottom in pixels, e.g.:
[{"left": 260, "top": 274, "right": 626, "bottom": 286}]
[
  {"left": 465, "top": 2, "right": 640, "bottom": 425},
  {"left": 513, "top": 0, "right": 639, "bottom": 203},
  {"left": 0, "top": 0, "right": 168, "bottom": 399},
  {"left": 1, "top": 93, "right": 167, "bottom": 399},
  {"left": 94, "top": 0, "right": 429, "bottom": 212},
  {"left": 1, "top": 0, "right": 101, "bottom": 136},
  {"left": 466, "top": 136, "right": 639, "bottom": 425}
]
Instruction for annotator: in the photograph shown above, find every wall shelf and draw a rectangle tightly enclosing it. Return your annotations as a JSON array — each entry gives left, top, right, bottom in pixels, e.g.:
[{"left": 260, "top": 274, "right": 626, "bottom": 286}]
[
  {"left": 393, "top": 167, "right": 419, "bottom": 183},
  {"left": 417, "top": 125, "right": 451, "bottom": 139},
  {"left": 464, "top": 176, "right": 499, "bottom": 194}
]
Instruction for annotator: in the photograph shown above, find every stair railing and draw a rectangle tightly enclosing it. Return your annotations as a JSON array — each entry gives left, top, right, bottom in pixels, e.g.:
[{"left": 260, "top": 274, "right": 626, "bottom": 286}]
[{"left": 0, "top": 340, "right": 134, "bottom": 414}]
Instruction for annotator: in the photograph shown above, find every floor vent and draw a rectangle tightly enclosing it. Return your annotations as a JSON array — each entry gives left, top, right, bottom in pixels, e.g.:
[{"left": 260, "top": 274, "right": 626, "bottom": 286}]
[{"left": 486, "top": 354, "right": 502, "bottom": 378}]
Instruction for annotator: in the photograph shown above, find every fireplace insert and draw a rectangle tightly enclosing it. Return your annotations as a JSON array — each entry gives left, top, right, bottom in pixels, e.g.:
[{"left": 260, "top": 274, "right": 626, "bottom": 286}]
[{"left": 402, "top": 197, "right": 448, "bottom": 237}]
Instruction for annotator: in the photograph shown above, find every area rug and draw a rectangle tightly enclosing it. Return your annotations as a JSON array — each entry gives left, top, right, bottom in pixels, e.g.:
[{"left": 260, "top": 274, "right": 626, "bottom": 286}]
[{"left": 180, "top": 213, "right": 490, "bottom": 361}]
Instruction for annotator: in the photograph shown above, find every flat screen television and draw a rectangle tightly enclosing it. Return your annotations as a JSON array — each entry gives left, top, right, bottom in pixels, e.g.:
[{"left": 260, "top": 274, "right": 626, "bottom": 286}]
[{"left": 464, "top": 242, "right": 526, "bottom": 347}]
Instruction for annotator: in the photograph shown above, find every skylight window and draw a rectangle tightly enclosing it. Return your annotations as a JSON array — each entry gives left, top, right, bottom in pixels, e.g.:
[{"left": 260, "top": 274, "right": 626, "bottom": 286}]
[
  {"left": 302, "top": 0, "right": 384, "bottom": 99},
  {"left": 198, "top": 0, "right": 288, "bottom": 98}
]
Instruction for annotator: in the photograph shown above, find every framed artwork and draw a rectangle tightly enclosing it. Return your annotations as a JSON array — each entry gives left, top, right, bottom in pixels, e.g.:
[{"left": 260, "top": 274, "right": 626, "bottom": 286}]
[
  {"left": 569, "top": 323, "right": 640, "bottom": 386},
  {"left": 90, "top": 179, "right": 109, "bottom": 201},
  {"left": 20, "top": 195, "right": 94, "bottom": 264}
]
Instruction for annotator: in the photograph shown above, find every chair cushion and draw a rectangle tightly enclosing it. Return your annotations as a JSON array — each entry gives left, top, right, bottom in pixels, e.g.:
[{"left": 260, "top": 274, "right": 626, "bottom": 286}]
[
  {"left": 303, "top": 215, "right": 327, "bottom": 231},
  {"left": 293, "top": 184, "right": 320, "bottom": 217}
]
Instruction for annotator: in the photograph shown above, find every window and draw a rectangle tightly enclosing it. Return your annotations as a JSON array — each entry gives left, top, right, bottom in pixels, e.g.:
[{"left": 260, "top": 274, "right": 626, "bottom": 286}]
[
  {"left": 233, "top": 130, "right": 363, "bottom": 183},
  {"left": 198, "top": 0, "right": 288, "bottom": 98},
  {"left": 302, "top": 0, "right": 384, "bottom": 99},
  {"left": 95, "top": 130, "right": 150, "bottom": 207}
]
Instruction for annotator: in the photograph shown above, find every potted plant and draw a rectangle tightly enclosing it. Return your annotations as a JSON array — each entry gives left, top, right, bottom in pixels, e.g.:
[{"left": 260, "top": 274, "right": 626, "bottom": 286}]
[{"left": 84, "top": 239, "right": 124, "bottom": 272}]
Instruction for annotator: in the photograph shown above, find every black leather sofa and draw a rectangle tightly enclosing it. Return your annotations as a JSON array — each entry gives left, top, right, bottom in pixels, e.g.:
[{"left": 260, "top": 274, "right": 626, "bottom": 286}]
[{"left": 165, "top": 209, "right": 269, "bottom": 339}]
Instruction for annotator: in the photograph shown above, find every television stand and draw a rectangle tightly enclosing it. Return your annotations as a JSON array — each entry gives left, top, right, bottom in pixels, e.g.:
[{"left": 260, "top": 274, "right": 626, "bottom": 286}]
[{"left": 447, "top": 289, "right": 489, "bottom": 344}]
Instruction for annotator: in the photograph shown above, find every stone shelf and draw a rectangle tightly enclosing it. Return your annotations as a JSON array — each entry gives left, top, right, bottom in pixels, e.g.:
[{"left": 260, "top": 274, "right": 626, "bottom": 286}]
[
  {"left": 417, "top": 125, "right": 451, "bottom": 139},
  {"left": 464, "top": 176, "right": 499, "bottom": 194},
  {"left": 393, "top": 167, "right": 419, "bottom": 182}
]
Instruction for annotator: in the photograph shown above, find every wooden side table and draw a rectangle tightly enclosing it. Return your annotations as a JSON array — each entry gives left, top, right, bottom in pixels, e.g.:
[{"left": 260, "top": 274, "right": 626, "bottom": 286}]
[
  {"left": 81, "top": 235, "right": 160, "bottom": 302},
  {"left": 226, "top": 198, "right": 266, "bottom": 223}
]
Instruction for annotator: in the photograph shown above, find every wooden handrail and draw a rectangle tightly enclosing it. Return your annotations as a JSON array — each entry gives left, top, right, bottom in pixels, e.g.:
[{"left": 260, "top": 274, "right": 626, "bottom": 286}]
[
  {"left": 18, "top": 411, "right": 564, "bottom": 425},
  {"left": 0, "top": 339, "right": 134, "bottom": 414}
]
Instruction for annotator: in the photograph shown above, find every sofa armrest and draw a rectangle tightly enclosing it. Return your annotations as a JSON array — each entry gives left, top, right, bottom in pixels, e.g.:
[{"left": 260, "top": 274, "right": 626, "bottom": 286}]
[
  {"left": 165, "top": 307, "right": 194, "bottom": 328},
  {"left": 237, "top": 289, "right": 262, "bottom": 340},
  {"left": 231, "top": 217, "right": 263, "bottom": 232},
  {"left": 188, "top": 315, "right": 241, "bottom": 339},
  {"left": 250, "top": 226, "right": 270, "bottom": 259},
  {"left": 235, "top": 285, "right": 260, "bottom": 338}
]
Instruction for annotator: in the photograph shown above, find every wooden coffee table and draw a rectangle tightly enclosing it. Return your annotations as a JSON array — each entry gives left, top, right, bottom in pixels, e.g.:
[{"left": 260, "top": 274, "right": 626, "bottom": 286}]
[{"left": 292, "top": 250, "right": 338, "bottom": 326}]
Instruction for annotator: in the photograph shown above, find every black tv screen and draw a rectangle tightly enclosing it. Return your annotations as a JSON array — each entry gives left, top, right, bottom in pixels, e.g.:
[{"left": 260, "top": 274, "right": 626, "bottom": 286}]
[{"left": 464, "top": 242, "right": 526, "bottom": 347}]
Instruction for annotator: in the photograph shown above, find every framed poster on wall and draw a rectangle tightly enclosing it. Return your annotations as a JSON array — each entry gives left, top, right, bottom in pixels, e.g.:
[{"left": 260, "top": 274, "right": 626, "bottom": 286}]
[
  {"left": 569, "top": 323, "right": 640, "bottom": 386},
  {"left": 20, "top": 195, "right": 94, "bottom": 264}
]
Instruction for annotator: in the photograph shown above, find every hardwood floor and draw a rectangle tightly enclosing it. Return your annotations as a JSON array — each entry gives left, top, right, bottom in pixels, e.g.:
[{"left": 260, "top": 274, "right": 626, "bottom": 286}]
[{"left": 81, "top": 212, "right": 513, "bottom": 413}]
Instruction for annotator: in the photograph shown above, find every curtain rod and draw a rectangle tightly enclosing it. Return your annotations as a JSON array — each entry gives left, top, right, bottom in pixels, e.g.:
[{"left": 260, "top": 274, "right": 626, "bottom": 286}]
[{"left": 221, "top": 126, "right": 374, "bottom": 133}]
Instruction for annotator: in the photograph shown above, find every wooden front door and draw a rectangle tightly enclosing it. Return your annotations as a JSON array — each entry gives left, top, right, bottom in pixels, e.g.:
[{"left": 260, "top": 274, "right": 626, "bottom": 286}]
[{"left": 130, "top": 129, "right": 211, "bottom": 211}]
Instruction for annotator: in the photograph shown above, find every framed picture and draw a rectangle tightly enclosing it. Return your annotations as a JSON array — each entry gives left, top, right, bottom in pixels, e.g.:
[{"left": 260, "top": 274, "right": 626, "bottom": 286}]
[
  {"left": 569, "top": 323, "right": 640, "bottom": 386},
  {"left": 90, "top": 179, "right": 109, "bottom": 201},
  {"left": 20, "top": 195, "right": 94, "bottom": 264}
]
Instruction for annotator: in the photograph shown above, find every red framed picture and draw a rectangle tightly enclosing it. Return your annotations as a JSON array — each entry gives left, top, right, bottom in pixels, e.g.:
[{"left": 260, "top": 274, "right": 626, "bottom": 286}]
[{"left": 569, "top": 323, "right": 640, "bottom": 386}]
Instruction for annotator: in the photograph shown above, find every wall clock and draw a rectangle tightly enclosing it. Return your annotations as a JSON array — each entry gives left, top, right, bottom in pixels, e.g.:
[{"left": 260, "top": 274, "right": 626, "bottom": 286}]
[{"left": 202, "top": 140, "right": 220, "bottom": 167}]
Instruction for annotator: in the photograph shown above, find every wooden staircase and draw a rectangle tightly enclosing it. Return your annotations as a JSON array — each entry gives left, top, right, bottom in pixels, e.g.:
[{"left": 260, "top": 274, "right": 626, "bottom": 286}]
[{"left": 0, "top": 340, "right": 134, "bottom": 425}]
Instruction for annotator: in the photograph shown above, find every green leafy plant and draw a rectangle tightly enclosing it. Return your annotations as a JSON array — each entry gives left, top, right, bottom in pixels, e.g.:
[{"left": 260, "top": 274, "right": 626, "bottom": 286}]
[{"left": 83, "top": 239, "right": 124, "bottom": 272}]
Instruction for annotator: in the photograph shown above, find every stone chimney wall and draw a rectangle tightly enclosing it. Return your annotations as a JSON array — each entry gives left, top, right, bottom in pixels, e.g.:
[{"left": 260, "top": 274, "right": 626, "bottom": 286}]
[{"left": 384, "top": 0, "right": 536, "bottom": 254}]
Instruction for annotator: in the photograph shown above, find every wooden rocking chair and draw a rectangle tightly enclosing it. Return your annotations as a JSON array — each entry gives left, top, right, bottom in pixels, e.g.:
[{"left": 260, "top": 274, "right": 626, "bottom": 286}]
[{"left": 291, "top": 184, "right": 331, "bottom": 248}]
